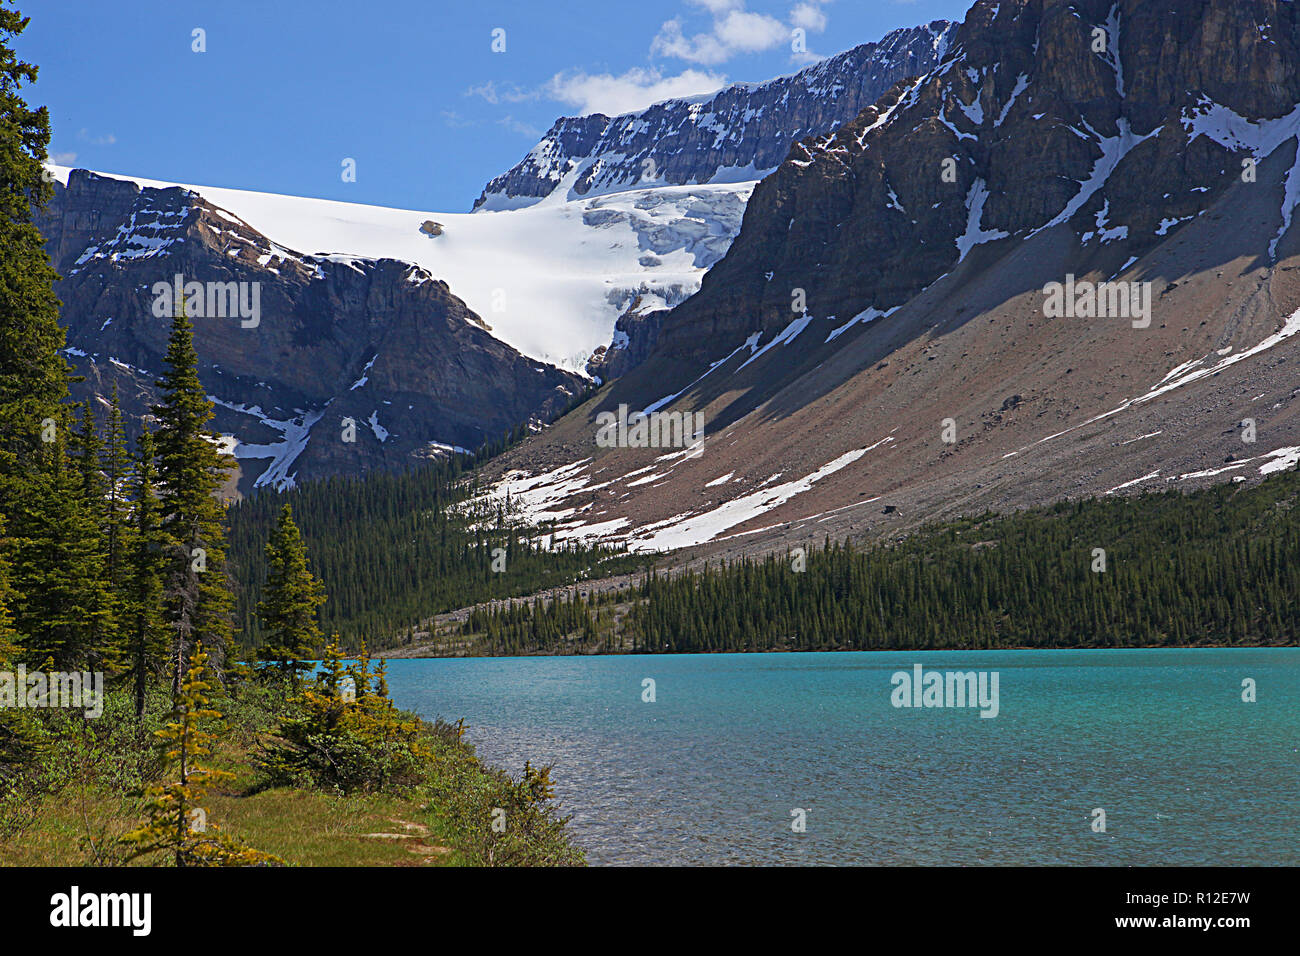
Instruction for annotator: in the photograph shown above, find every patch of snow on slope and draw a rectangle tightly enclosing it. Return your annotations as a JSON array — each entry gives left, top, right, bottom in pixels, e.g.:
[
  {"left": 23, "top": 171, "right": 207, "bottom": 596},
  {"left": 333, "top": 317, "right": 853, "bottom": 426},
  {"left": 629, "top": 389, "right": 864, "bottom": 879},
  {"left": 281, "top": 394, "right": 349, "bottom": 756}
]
[
  {"left": 1118, "top": 430, "right": 1161, "bottom": 445},
  {"left": 826, "top": 305, "right": 898, "bottom": 343},
  {"left": 1083, "top": 199, "right": 1127, "bottom": 244},
  {"left": 485, "top": 460, "right": 611, "bottom": 525},
  {"left": 350, "top": 354, "right": 377, "bottom": 390},
  {"left": 1034, "top": 308, "right": 1300, "bottom": 450},
  {"left": 955, "top": 179, "right": 1009, "bottom": 262},
  {"left": 1259, "top": 446, "right": 1300, "bottom": 474},
  {"left": 1134, "top": 308, "right": 1300, "bottom": 403},
  {"left": 623, "top": 445, "right": 879, "bottom": 552},
  {"left": 1175, "top": 462, "right": 1248, "bottom": 480},
  {"left": 995, "top": 74, "right": 1029, "bottom": 126},
  {"left": 737, "top": 313, "right": 814, "bottom": 370},
  {"left": 208, "top": 397, "right": 325, "bottom": 492},
  {"left": 1100, "top": 5, "right": 1124, "bottom": 97},
  {"left": 1032, "top": 119, "right": 1160, "bottom": 238},
  {"left": 1106, "top": 470, "right": 1160, "bottom": 494},
  {"left": 955, "top": 91, "right": 984, "bottom": 126},
  {"left": 642, "top": 331, "right": 762, "bottom": 414}
]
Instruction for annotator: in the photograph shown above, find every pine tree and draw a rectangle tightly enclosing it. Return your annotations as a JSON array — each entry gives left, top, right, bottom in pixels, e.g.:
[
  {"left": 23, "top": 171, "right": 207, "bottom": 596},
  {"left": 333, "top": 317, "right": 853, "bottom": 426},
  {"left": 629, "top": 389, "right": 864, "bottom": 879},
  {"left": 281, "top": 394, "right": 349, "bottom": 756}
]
[
  {"left": 103, "top": 384, "right": 132, "bottom": 616},
  {"left": 126, "top": 427, "right": 167, "bottom": 717},
  {"left": 152, "top": 300, "right": 236, "bottom": 692},
  {"left": 68, "top": 400, "right": 114, "bottom": 661},
  {"left": 8, "top": 422, "right": 113, "bottom": 669},
  {"left": 0, "top": 514, "right": 41, "bottom": 784},
  {"left": 0, "top": 4, "right": 67, "bottom": 528},
  {"left": 122, "top": 642, "right": 281, "bottom": 866},
  {"left": 255, "top": 504, "right": 326, "bottom": 688},
  {"left": 0, "top": 4, "right": 78, "bottom": 677},
  {"left": 70, "top": 400, "right": 105, "bottom": 510}
]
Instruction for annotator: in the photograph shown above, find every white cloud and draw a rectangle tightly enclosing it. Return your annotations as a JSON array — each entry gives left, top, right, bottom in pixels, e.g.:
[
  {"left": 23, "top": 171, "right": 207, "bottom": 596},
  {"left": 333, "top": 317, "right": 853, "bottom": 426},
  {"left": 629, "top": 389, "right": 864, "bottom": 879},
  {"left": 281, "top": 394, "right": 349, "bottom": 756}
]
[
  {"left": 652, "top": 3, "right": 790, "bottom": 65},
  {"left": 466, "top": 80, "right": 537, "bottom": 105},
  {"left": 440, "top": 110, "right": 476, "bottom": 129},
  {"left": 790, "top": 2, "right": 829, "bottom": 32},
  {"left": 76, "top": 128, "right": 116, "bottom": 146},
  {"left": 688, "top": 0, "right": 744, "bottom": 11},
  {"left": 49, "top": 151, "right": 77, "bottom": 165},
  {"left": 717, "top": 10, "right": 791, "bottom": 52},
  {"left": 545, "top": 67, "right": 728, "bottom": 116},
  {"left": 498, "top": 114, "right": 543, "bottom": 138}
]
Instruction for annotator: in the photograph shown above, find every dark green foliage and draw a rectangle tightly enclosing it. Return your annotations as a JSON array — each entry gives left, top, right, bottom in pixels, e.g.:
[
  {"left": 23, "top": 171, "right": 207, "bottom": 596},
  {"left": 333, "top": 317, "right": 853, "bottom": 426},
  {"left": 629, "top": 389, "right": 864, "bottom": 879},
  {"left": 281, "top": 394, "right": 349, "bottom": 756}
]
[
  {"left": 227, "top": 458, "right": 647, "bottom": 652},
  {"left": 103, "top": 385, "right": 132, "bottom": 624},
  {"left": 461, "top": 587, "right": 612, "bottom": 655},
  {"left": 0, "top": 2, "right": 67, "bottom": 524},
  {"left": 0, "top": 516, "right": 42, "bottom": 791},
  {"left": 465, "top": 469, "right": 1300, "bottom": 654},
  {"left": 0, "top": 3, "right": 78, "bottom": 775},
  {"left": 257, "top": 640, "right": 432, "bottom": 795},
  {"left": 254, "top": 504, "right": 326, "bottom": 686},
  {"left": 7, "top": 424, "right": 113, "bottom": 669},
  {"left": 68, "top": 400, "right": 115, "bottom": 661},
  {"left": 152, "top": 302, "right": 237, "bottom": 686},
  {"left": 124, "top": 427, "right": 167, "bottom": 716}
]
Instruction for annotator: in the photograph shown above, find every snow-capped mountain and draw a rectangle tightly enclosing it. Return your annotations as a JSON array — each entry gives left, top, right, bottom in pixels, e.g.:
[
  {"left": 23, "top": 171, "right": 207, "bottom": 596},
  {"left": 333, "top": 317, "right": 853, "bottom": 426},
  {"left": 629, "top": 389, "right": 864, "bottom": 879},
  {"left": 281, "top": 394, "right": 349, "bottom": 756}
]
[
  {"left": 45, "top": 165, "right": 752, "bottom": 378},
  {"left": 474, "top": 20, "right": 955, "bottom": 210},
  {"left": 483, "top": 0, "right": 1300, "bottom": 559},
  {"left": 40, "top": 168, "right": 585, "bottom": 493}
]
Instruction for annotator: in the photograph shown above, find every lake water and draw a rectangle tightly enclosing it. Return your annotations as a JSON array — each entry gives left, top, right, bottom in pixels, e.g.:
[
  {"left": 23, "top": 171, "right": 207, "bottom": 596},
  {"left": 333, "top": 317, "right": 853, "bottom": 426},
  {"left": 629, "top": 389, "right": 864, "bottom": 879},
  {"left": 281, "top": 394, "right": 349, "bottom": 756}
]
[{"left": 383, "top": 649, "right": 1299, "bottom": 866}]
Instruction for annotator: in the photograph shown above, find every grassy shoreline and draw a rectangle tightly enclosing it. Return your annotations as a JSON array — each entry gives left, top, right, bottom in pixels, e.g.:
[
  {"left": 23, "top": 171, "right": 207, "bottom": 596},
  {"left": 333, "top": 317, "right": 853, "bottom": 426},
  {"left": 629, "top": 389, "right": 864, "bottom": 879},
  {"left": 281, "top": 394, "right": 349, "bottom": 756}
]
[{"left": 0, "top": 681, "right": 585, "bottom": 867}]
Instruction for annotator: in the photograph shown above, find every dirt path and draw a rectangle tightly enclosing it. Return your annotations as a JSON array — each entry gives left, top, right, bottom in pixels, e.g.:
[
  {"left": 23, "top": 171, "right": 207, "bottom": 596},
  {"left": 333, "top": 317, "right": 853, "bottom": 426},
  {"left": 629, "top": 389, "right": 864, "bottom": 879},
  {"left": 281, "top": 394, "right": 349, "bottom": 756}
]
[{"left": 357, "top": 818, "right": 452, "bottom": 865}]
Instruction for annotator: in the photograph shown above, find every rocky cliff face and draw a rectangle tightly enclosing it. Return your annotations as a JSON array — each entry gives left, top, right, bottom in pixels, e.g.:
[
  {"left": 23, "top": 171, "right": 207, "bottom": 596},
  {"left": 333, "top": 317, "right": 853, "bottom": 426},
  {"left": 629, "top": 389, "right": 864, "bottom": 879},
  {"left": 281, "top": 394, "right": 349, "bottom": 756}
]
[
  {"left": 653, "top": 0, "right": 1300, "bottom": 363},
  {"left": 473, "top": 20, "right": 955, "bottom": 210},
  {"left": 584, "top": 298, "right": 666, "bottom": 382},
  {"left": 39, "top": 170, "right": 584, "bottom": 493}
]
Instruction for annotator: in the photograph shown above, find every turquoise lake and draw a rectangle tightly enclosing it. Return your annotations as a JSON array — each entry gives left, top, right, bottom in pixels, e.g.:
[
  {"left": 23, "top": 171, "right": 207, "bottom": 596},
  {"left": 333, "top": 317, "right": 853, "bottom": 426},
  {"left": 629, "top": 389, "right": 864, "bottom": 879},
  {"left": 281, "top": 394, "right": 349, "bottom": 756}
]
[{"left": 383, "top": 649, "right": 1299, "bottom": 866}]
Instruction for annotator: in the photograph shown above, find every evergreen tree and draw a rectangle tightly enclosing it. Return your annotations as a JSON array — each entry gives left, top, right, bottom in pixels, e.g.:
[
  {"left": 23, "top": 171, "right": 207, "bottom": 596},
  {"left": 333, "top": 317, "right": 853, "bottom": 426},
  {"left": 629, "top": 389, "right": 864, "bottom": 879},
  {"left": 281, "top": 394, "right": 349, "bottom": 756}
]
[
  {"left": 126, "top": 427, "right": 167, "bottom": 717},
  {"left": 103, "top": 384, "right": 132, "bottom": 616},
  {"left": 0, "top": 514, "right": 41, "bottom": 785},
  {"left": 68, "top": 399, "right": 114, "bottom": 659},
  {"left": 255, "top": 504, "right": 326, "bottom": 688},
  {"left": 0, "top": 3, "right": 67, "bottom": 528},
  {"left": 152, "top": 300, "right": 235, "bottom": 692},
  {"left": 70, "top": 400, "right": 105, "bottom": 511},
  {"left": 122, "top": 642, "right": 281, "bottom": 866},
  {"left": 8, "top": 422, "right": 112, "bottom": 669},
  {"left": 0, "top": 3, "right": 80, "bottom": 676}
]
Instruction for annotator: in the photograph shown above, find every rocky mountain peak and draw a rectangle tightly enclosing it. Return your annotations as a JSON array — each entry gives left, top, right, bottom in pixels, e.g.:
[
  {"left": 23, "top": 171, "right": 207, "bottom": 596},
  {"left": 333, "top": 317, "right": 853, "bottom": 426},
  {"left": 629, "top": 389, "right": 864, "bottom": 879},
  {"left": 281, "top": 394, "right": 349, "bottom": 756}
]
[
  {"left": 472, "top": 20, "right": 955, "bottom": 210},
  {"left": 651, "top": 0, "right": 1300, "bottom": 365}
]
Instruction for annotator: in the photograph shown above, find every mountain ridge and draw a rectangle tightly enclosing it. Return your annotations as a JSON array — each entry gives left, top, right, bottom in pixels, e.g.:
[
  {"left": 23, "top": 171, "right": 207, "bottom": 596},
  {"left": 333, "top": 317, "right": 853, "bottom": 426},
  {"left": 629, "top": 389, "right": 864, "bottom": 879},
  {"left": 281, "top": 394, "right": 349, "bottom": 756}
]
[{"left": 474, "top": 20, "right": 955, "bottom": 210}]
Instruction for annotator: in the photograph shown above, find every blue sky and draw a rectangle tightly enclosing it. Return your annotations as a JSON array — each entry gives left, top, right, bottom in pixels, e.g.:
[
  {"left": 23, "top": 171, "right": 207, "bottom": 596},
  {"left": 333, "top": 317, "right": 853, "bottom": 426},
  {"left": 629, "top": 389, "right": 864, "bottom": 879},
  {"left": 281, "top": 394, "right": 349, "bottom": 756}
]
[{"left": 20, "top": 0, "right": 971, "bottom": 212}]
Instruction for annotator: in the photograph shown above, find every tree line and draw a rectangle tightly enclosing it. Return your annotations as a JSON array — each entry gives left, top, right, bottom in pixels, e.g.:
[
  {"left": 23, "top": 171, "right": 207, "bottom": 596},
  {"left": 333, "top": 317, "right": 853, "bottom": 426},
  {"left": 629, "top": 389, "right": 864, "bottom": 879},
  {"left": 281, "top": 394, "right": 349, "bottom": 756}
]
[
  {"left": 461, "top": 468, "right": 1300, "bottom": 654},
  {"left": 225, "top": 459, "right": 648, "bottom": 651}
]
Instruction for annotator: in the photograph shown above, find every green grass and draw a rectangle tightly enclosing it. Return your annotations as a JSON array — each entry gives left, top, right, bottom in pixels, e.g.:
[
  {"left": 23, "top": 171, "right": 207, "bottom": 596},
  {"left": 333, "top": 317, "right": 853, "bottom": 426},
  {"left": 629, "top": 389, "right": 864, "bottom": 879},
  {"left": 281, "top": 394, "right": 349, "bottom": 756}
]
[{"left": 0, "top": 681, "right": 584, "bottom": 867}]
